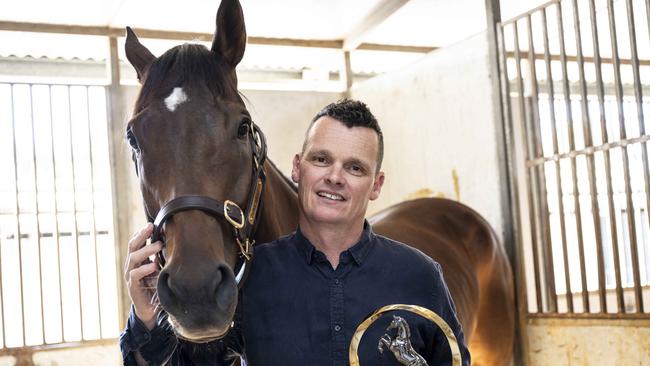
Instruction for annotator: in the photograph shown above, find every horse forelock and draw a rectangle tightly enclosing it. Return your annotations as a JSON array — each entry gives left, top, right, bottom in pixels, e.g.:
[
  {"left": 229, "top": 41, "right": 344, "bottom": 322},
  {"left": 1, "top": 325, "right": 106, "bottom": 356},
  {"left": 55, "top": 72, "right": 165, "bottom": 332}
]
[{"left": 135, "top": 43, "right": 238, "bottom": 112}]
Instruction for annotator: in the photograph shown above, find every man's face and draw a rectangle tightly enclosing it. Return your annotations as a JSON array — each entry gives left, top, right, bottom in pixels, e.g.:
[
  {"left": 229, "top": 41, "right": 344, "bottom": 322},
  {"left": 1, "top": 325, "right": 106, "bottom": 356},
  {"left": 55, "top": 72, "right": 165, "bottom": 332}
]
[{"left": 291, "top": 116, "right": 385, "bottom": 227}]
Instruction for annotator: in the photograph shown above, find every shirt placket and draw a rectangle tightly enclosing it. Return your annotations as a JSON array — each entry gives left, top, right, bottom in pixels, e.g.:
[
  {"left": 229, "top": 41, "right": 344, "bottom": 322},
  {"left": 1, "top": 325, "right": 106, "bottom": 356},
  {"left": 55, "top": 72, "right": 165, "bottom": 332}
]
[{"left": 330, "top": 275, "right": 346, "bottom": 366}]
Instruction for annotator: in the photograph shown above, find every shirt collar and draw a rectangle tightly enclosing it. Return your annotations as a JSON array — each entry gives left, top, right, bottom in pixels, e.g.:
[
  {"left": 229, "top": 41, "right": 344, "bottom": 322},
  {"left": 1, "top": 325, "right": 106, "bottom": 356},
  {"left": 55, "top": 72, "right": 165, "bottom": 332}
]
[{"left": 295, "top": 220, "right": 375, "bottom": 266}]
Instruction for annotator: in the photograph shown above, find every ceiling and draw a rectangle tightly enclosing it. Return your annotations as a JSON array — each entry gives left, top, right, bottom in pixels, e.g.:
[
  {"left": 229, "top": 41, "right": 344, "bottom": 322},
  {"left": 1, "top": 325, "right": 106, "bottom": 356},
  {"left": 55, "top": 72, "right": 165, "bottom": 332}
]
[{"left": 0, "top": 0, "right": 547, "bottom": 83}]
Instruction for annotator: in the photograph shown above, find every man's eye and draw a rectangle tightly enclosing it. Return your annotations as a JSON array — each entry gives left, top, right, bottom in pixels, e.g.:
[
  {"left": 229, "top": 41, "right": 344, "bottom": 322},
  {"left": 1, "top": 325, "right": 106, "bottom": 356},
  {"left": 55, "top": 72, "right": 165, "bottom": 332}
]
[
  {"left": 350, "top": 165, "right": 364, "bottom": 174},
  {"left": 313, "top": 156, "right": 327, "bottom": 164}
]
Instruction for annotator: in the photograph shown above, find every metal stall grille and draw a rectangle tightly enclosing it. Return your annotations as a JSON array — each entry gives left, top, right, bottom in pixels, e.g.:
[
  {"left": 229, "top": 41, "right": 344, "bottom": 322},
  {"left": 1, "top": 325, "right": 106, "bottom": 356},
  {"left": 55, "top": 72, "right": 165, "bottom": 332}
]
[
  {"left": 0, "top": 83, "right": 120, "bottom": 350},
  {"left": 498, "top": 0, "right": 650, "bottom": 317}
]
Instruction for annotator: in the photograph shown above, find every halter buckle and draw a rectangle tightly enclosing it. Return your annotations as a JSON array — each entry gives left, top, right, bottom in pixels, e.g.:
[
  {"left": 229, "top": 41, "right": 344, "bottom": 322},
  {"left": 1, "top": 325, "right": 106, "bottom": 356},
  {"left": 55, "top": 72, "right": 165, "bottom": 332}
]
[
  {"left": 224, "top": 200, "right": 245, "bottom": 230},
  {"left": 237, "top": 238, "right": 253, "bottom": 261}
]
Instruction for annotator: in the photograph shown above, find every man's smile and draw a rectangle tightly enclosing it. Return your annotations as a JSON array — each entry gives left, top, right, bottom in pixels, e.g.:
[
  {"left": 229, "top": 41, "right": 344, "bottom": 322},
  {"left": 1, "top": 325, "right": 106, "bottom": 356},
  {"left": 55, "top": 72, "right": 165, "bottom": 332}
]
[{"left": 317, "top": 191, "right": 346, "bottom": 201}]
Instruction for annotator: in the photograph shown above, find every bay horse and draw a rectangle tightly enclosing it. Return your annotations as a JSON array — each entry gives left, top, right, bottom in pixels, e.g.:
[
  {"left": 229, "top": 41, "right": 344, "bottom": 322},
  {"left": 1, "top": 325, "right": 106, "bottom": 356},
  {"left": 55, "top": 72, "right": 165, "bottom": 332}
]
[{"left": 124, "top": 0, "right": 514, "bottom": 364}]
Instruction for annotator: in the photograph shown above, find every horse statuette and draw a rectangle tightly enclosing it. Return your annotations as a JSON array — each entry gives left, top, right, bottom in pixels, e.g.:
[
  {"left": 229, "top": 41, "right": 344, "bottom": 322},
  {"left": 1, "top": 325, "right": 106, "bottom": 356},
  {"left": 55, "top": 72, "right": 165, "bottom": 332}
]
[{"left": 378, "top": 315, "right": 428, "bottom": 366}]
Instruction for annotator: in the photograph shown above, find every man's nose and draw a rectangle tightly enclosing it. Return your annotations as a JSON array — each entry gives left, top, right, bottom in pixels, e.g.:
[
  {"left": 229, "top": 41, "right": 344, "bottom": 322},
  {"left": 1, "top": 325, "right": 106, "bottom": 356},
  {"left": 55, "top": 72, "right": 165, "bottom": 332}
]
[{"left": 325, "top": 164, "right": 344, "bottom": 186}]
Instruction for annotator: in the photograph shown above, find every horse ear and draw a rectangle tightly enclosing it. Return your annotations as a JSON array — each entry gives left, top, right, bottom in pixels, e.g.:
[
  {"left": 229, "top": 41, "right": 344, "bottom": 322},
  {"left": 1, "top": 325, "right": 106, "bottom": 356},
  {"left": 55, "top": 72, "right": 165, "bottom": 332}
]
[
  {"left": 211, "top": 0, "right": 247, "bottom": 67},
  {"left": 125, "top": 27, "right": 156, "bottom": 83}
]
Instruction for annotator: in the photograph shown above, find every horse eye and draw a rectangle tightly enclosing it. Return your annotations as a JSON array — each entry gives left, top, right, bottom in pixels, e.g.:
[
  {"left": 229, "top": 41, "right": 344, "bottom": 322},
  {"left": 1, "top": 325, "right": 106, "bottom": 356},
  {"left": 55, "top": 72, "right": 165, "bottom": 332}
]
[
  {"left": 126, "top": 129, "right": 140, "bottom": 152},
  {"left": 238, "top": 120, "right": 250, "bottom": 138}
]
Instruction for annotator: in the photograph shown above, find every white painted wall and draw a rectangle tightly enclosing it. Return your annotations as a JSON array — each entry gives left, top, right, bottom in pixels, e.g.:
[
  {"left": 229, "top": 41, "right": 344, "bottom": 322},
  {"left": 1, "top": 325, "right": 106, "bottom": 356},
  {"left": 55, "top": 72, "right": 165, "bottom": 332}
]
[{"left": 351, "top": 32, "right": 507, "bottom": 239}]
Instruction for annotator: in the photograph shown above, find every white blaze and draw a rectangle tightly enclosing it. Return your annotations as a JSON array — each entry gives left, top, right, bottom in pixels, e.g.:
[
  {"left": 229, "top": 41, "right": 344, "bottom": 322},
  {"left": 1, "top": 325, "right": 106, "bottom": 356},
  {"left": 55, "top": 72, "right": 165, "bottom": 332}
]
[{"left": 164, "top": 87, "right": 189, "bottom": 112}]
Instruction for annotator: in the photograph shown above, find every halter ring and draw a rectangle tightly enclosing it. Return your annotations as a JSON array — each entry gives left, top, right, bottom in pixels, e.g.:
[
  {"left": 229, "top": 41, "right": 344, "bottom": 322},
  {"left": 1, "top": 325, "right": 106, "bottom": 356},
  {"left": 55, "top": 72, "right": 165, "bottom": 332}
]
[{"left": 224, "top": 200, "right": 245, "bottom": 229}]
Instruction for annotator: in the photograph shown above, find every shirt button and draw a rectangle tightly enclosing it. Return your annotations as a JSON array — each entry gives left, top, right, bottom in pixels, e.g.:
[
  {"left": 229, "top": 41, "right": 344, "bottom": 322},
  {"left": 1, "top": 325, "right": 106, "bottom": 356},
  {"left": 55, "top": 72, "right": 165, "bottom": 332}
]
[
  {"left": 334, "top": 324, "right": 341, "bottom": 332},
  {"left": 334, "top": 279, "right": 340, "bottom": 285}
]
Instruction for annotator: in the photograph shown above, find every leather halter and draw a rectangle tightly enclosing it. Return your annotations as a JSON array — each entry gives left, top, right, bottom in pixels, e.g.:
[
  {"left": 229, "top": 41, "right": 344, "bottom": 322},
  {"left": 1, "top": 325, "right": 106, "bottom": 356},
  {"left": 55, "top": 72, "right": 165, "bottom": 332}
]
[{"left": 134, "top": 121, "right": 267, "bottom": 288}]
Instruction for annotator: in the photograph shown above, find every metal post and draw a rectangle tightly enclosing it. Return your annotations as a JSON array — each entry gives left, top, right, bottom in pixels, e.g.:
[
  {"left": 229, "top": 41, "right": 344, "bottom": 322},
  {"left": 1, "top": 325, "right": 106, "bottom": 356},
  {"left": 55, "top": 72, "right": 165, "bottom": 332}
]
[
  {"left": 606, "top": 0, "right": 643, "bottom": 313},
  {"left": 540, "top": 7, "right": 559, "bottom": 313},
  {"left": 10, "top": 85, "right": 27, "bottom": 347},
  {"left": 524, "top": 14, "right": 544, "bottom": 313},
  {"left": 624, "top": 0, "right": 650, "bottom": 314},
  {"left": 573, "top": 0, "right": 607, "bottom": 313},
  {"left": 588, "top": 0, "right": 624, "bottom": 313},
  {"left": 47, "top": 85, "right": 66, "bottom": 339},
  {"left": 28, "top": 85, "right": 46, "bottom": 344},
  {"left": 85, "top": 88, "right": 103, "bottom": 337}
]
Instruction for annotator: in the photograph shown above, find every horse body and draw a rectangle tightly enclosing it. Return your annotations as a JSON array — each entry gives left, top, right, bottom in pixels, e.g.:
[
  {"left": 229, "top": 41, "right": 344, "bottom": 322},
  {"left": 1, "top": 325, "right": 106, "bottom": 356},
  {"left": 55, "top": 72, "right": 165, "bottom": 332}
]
[{"left": 124, "top": 0, "right": 514, "bottom": 363}]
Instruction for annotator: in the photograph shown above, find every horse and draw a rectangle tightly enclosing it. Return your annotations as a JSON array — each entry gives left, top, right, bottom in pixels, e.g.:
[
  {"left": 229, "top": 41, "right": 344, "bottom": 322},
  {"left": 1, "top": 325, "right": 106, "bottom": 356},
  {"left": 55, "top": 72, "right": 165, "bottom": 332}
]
[
  {"left": 378, "top": 316, "right": 427, "bottom": 366},
  {"left": 123, "top": 0, "right": 515, "bottom": 363}
]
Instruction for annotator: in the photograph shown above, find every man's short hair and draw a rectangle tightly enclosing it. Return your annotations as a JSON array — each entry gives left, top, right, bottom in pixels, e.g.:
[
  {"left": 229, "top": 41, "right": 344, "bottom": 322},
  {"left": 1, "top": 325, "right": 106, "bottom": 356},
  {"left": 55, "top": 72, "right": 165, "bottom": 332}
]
[{"left": 303, "top": 99, "right": 384, "bottom": 173}]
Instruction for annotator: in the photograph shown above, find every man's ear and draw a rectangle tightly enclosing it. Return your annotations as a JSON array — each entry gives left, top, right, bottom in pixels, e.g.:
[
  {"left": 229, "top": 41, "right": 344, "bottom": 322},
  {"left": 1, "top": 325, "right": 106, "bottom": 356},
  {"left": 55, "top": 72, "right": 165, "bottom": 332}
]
[
  {"left": 369, "top": 172, "right": 385, "bottom": 201},
  {"left": 291, "top": 154, "right": 301, "bottom": 183}
]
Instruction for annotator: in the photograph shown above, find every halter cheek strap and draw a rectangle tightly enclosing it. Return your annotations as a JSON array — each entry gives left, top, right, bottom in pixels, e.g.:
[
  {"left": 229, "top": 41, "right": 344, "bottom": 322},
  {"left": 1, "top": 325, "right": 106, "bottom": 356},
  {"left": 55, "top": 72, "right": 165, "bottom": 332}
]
[{"left": 135, "top": 121, "right": 267, "bottom": 288}]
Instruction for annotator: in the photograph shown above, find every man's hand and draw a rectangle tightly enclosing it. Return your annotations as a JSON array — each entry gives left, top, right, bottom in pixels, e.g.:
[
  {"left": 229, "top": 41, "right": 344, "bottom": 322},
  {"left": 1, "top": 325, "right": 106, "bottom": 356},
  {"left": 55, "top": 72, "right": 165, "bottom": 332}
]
[{"left": 124, "top": 223, "right": 163, "bottom": 330}]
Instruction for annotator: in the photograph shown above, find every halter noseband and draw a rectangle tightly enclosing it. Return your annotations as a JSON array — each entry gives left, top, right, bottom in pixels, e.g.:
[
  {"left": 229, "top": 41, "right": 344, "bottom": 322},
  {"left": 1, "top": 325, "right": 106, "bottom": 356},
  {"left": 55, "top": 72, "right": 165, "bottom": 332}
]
[{"left": 135, "top": 121, "right": 267, "bottom": 288}]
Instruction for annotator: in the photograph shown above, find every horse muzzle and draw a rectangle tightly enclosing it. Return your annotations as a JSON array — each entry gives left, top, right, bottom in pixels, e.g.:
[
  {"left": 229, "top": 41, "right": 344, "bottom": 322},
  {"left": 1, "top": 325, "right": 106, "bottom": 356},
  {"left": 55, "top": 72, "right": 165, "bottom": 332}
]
[{"left": 156, "top": 260, "right": 238, "bottom": 340}]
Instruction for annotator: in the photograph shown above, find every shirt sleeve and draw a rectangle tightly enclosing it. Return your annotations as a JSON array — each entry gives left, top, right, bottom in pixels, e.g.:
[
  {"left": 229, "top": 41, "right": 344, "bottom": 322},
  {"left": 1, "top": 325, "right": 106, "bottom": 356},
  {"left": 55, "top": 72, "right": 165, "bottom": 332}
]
[
  {"left": 428, "top": 262, "right": 472, "bottom": 366},
  {"left": 119, "top": 305, "right": 178, "bottom": 366}
]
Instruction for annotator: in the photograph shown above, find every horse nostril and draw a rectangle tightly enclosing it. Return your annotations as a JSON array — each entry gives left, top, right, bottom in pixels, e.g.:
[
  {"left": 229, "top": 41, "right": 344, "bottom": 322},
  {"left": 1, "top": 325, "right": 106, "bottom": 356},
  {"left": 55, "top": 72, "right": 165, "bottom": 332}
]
[
  {"left": 214, "top": 263, "right": 236, "bottom": 311},
  {"left": 156, "top": 271, "right": 175, "bottom": 305}
]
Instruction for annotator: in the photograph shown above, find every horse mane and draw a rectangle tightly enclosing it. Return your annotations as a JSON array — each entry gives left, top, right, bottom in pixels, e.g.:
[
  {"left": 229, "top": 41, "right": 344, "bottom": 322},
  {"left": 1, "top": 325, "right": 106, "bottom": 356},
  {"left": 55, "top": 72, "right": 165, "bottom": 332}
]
[
  {"left": 135, "top": 43, "right": 238, "bottom": 111},
  {"left": 266, "top": 159, "right": 298, "bottom": 193}
]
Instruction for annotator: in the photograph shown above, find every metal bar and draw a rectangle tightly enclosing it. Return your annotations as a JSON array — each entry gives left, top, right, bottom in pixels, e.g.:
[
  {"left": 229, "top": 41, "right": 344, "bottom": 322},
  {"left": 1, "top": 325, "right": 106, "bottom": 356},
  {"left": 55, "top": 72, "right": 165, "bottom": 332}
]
[
  {"left": 607, "top": 0, "right": 643, "bottom": 313},
  {"left": 526, "top": 134, "right": 650, "bottom": 166},
  {"left": 556, "top": 1, "right": 579, "bottom": 313},
  {"left": 0, "top": 338, "right": 117, "bottom": 355},
  {"left": 496, "top": 15, "right": 531, "bottom": 364},
  {"left": 589, "top": 0, "right": 612, "bottom": 313},
  {"left": 638, "top": 2, "right": 650, "bottom": 310},
  {"left": 0, "top": 85, "right": 10, "bottom": 348},
  {"left": 10, "top": 84, "right": 28, "bottom": 347},
  {"left": 647, "top": 0, "right": 650, "bottom": 44},
  {"left": 539, "top": 8, "right": 559, "bottom": 312},
  {"left": 502, "top": 0, "right": 560, "bottom": 25},
  {"left": 0, "top": 209, "right": 97, "bottom": 215},
  {"left": 85, "top": 87, "right": 102, "bottom": 337},
  {"left": 527, "top": 311, "right": 650, "bottom": 320},
  {"left": 569, "top": 0, "right": 594, "bottom": 313},
  {"left": 28, "top": 85, "right": 46, "bottom": 344},
  {"left": 504, "top": 51, "right": 650, "bottom": 66},
  {"left": 65, "top": 86, "right": 84, "bottom": 339},
  {"left": 623, "top": 0, "right": 646, "bottom": 313},
  {"left": 524, "top": 15, "right": 544, "bottom": 313},
  {"left": 557, "top": 0, "right": 589, "bottom": 312},
  {"left": 47, "top": 85, "right": 65, "bottom": 341}
]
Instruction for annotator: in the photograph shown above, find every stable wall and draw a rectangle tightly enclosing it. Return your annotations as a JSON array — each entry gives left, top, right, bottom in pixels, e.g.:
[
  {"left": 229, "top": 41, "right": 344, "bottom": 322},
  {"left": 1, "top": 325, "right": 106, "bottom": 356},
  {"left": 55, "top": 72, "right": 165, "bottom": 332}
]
[
  {"left": 350, "top": 32, "right": 506, "bottom": 239},
  {"left": 348, "top": 31, "right": 650, "bottom": 365}
]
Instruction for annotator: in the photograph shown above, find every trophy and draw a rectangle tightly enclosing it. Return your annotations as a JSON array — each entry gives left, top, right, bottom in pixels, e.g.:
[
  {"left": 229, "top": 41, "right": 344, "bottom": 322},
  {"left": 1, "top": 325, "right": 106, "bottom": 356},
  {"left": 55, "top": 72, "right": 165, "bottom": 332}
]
[{"left": 349, "top": 304, "right": 462, "bottom": 366}]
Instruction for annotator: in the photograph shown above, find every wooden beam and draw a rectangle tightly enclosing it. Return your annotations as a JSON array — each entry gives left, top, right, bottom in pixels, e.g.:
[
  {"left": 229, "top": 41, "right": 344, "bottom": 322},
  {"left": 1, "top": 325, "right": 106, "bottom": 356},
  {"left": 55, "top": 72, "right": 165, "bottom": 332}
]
[
  {"left": 342, "top": 0, "right": 411, "bottom": 51},
  {"left": 357, "top": 43, "right": 436, "bottom": 53},
  {"left": 0, "top": 20, "right": 438, "bottom": 54},
  {"left": 341, "top": 50, "right": 353, "bottom": 97}
]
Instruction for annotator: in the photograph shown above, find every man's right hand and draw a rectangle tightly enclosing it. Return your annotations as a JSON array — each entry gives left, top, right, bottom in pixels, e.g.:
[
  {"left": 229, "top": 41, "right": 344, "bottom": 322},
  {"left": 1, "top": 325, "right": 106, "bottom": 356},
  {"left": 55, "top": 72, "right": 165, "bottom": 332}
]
[{"left": 124, "top": 223, "right": 163, "bottom": 330}]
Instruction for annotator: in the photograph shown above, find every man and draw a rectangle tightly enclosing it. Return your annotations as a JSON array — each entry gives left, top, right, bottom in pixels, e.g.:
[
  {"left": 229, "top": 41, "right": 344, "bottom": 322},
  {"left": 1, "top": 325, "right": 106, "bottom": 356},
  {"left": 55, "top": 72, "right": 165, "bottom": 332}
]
[{"left": 121, "top": 99, "right": 470, "bottom": 365}]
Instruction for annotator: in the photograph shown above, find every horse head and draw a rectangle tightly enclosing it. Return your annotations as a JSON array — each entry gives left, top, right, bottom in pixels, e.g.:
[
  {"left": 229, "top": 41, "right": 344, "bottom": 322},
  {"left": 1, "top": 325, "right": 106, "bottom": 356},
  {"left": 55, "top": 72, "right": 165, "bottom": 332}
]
[
  {"left": 387, "top": 315, "right": 410, "bottom": 339},
  {"left": 124, "top": 0, "right": 256, "bottom": 342}
]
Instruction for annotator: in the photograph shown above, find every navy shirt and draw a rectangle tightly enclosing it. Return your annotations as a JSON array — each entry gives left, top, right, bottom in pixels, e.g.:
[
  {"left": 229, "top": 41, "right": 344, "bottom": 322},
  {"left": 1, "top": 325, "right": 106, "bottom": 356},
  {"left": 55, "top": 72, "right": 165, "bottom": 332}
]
[{"left": 120, "top": 222, "right": 471, "bottom": 365}]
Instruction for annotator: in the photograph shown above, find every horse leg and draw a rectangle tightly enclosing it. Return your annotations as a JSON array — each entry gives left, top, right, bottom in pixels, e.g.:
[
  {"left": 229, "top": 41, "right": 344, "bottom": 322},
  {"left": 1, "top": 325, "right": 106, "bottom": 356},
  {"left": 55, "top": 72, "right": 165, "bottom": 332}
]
[{"left": 378, "top": 335, "right": 392, "bottom": 354}]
